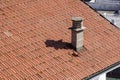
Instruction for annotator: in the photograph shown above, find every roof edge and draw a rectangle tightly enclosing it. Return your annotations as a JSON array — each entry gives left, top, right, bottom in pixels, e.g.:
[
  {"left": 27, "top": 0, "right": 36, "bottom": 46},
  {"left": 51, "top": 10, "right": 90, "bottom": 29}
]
[{"left": 82, "top": 61, "right": 120, "bottom": 80}]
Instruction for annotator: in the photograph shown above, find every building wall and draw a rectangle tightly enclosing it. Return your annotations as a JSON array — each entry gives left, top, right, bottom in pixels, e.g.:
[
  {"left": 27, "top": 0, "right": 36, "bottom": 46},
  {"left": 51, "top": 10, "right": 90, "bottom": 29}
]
[
  {"left": 90, "top": 73, "right": 106, "bottom": 80},
  {"left": 87, "top": 2, "right": 120, "bottom": 10},
  {"left": 103, "top": 14, "right": 120, "bottom": 28},
  {"left": 99, "top": 74, "right": 106, "bottom": 80},
  {"left": 96, "top": 0, "right": 120, "bottom": 2}
]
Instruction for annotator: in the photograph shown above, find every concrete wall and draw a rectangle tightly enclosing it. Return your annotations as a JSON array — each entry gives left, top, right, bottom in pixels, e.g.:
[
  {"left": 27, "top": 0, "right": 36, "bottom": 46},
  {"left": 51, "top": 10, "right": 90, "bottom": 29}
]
[{"left": 87, "top": 2, "right": 120, "bottom": 10}]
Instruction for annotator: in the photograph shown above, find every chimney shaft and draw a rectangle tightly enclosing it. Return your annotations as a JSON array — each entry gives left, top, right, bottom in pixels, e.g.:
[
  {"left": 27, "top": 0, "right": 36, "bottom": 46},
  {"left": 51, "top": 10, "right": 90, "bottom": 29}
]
[{"left": 71, "top": 17, "right": 85, "bottom": 52}]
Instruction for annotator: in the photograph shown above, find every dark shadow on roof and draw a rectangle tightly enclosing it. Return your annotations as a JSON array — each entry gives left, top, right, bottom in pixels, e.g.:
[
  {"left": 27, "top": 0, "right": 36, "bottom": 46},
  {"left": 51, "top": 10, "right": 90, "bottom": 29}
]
[{"left": 45, "top": 39, "right": 74, "bottom": 50}]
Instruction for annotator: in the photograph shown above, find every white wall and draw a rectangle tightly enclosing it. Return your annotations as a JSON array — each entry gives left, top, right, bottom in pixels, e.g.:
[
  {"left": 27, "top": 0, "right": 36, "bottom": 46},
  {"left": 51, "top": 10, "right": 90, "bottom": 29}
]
[
  {"left": 90, "top": 73, "right": 106, "bottom": 80},
  {"left": 99, "top": 73, "right": 106, "bottom": 80}
]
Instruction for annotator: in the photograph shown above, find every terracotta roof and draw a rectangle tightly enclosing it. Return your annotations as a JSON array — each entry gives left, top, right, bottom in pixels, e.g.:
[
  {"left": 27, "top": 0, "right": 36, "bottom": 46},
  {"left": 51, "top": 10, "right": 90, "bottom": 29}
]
[{"left": 1, "top": 0, "right": 120, "bottom": 79}]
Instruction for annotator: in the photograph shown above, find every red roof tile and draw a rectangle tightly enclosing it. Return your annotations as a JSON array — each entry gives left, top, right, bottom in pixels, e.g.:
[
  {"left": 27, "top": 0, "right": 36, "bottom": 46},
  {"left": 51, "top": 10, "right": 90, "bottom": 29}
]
[{"left": 1, "top": 0, "right": 120, "bottom": 79}]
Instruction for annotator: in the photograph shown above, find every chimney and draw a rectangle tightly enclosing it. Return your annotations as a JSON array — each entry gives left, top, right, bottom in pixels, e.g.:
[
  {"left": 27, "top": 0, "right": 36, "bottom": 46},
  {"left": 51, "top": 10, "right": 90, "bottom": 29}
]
[{"left": 71, "top": 17, "right": 85, "bottom": 52}]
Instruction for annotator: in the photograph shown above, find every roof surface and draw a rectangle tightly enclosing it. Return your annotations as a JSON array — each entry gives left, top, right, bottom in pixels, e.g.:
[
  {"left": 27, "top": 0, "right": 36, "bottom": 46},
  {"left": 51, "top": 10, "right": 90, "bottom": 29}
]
[{"left": 1, "top": 0, "right": 120, "bottom": 80}]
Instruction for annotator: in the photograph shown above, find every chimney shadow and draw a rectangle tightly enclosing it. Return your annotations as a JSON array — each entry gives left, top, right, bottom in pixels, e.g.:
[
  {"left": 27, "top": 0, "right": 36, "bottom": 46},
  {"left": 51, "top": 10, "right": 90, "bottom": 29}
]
[{"left": 45, "top": 39, "right": 74, "bottom": 50}]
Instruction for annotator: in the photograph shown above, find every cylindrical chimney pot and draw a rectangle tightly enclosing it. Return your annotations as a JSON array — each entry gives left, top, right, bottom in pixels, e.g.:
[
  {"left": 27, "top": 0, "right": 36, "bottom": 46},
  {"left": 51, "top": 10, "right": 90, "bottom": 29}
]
[{"left": 72, "top": 17, "right": 83, "bottom": 29}]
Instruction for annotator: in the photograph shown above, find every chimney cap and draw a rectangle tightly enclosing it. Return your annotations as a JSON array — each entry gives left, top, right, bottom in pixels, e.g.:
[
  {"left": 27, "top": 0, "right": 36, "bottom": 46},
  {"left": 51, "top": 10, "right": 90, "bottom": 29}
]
[{"left": 72, "top": 17, "right": 83, "bottom": 21}]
